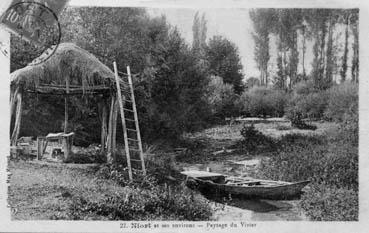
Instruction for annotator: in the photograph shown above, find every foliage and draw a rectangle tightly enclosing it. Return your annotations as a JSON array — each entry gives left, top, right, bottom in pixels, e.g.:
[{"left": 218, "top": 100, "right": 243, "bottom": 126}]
[
  {"left": 8, "top": 160, "right": 212, "bottom": 221},
  {"left": 13, "top": 7, "right": 211, "bottom": 143},
  {"left": 68, "top": 183, "right": 212, "bottom": 220},
  {"left": 205, "top": 76, "right": 238, "bottom": 121},
  {"left": 205, "top": 35, "right": 244, "bottom": 94},
  {"left": 300, "top": 184, "right": 358, "bottom": 221},
  {"left": 286, "top": 92, "right": 328, "bottom": 119},
  {"left": 239, "top": 124, "right": 276, "bottom": 152},
  {"left": 258, "top": 132, "right": 358, "bottom": 190},
  {"left": 192, "top": 11, "right": 207, "bottom": 56},
  {"left": 238, "top": 86, "right": 287, "bottom": 117},
  {"left": 244, "top": 77, "right": 260, "bottom": 90},
  {"left": 249, "top": 9, "right": 274, "bottom": 86},
  {"left": 324, "top": 82, "right": 358, "bottom": 122}
]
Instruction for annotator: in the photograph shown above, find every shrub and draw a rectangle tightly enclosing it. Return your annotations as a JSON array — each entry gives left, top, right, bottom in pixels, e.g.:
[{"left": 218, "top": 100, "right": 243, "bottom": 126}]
[
  {"left": 239, "top": 124, "right": 276, "bottom": 151},
  {"left": 206, "top": 76, "right": 239, "bottom": 120},
  {"left": 285, "top": 91, "right": 328, "bottom": 120},
  {"left": 324, "top": 82, "right": 358, "bottom": 122},
  {"left": 258, "top": 134, "right": 358, "bottom": 190},
  {"left": 68, "top": 184, "right": 212, "bottom": 220},
  {"left": 238, "top": 86, "right": 287, "bottom": 117},
  {"left": 300, "top": 184, "right": 358, "bottom": 221},
  {"left": 293, "top": 80, "right": 316, "bottom": 95}
]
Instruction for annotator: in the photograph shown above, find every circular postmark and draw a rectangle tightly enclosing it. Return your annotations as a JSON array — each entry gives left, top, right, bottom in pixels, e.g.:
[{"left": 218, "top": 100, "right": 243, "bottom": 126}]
[{"left": 2, "top": 1, "right": 61, "bottom": 67}]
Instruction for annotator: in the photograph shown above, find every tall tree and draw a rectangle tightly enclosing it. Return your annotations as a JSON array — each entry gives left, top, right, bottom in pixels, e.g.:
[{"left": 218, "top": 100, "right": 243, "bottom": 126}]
[
  {"left": 274, "top": 9, "right": 302, "bottom": 89},
  {"left": 350, "top": 9, "right": 359, "bottom": 83},
  {"left": 250, "top": 9, "right": 274, "bottom": 86},
  {"left": 305, "top": 9, "right": 333, "bottom": 90},
  {"left": 205, "top": 35, "right": 244, "bottom": 94},
  {"left": 192, "top": 11, "right": 207, "bottom": 55},
  {"left": 340, "top": 10, "right": 350, "bottom": 82}
]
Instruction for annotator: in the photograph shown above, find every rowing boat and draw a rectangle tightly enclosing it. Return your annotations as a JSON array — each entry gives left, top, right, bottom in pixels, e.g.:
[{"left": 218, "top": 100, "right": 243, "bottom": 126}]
[{"left": 181, "top": 170, "right": 310, "bottom": 200}]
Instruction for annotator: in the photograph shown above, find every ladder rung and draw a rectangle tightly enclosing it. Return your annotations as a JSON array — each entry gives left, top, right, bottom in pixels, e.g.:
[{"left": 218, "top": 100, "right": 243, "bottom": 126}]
[
  {"left": 125, "top": 118, "right": 135, "bottom": 122},
  {"left": 120, "top": 80, "right": 129, "bottom": 85},
  {"left": 127, "top": 128, "right": 137, "bottom": 132},
  {"left": 124, "top": 99, "right": 133, "bottom": 103},
  {"left": 121, "top": 89, "right": 132, "bottom": 95},
  {"left": 123, "top": 108, "right": 134, "bottom": 113},
  {"left": 129, "top": 148, "right": 141, "bottom": 151},
  {"left": 127, "top": 138, "right": 139, "bottom": 142},
  {"left": 130, "top": 159, "right": 142, "bottom": 162}
]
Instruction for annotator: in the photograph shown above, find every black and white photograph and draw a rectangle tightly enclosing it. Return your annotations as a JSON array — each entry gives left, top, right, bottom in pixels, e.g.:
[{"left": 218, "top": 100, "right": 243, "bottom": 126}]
[{"left": 0, "top": 0, "right": 368, "bottom": 232}]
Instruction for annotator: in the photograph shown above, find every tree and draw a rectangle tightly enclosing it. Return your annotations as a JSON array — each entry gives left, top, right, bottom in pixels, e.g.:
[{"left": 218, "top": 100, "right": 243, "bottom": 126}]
[
  {"left": 192, "top": 11, "right": 207, "bottom": 56},
  {"left": 13, "top": 6, "right": 211, "bottom": 143},
  {"left": 350, "top": 9, "right": 359, "bottom": 83},
  {"left": 340, "top": 10, "right": 350, "bottom": 82},
  {"left": 250, "top": 9, "right": 274, "bottom": 86},
  {"left": 245, "top": 77, "right": 260, "bottom": 89},
  {"left": 273, "top": 9, "right": 303, "bottom": 89},
  {"left": 205, "top": 35, "right": 244, "bottom": 94}
]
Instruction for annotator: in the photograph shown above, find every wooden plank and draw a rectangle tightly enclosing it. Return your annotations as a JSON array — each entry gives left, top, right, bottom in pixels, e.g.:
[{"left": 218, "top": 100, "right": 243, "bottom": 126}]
[
  {"left": 127, "top": 66, "right": 146, "bottom": 176},
  {"left": 180, "top": 170, "right": 224, "bottom": 178},
  {"left": 113, "top": 62, "right": 133, "bottom": 181}
]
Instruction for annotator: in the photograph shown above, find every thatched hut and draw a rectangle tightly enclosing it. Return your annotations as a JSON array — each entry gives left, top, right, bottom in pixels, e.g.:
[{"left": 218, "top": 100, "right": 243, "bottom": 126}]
[{"left": 10, "top": 43, "right": 123, "bottom": 162}]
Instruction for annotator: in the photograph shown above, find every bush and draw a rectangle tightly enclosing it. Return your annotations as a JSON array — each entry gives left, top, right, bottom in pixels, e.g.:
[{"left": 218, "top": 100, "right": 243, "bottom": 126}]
[
  {"left": 293, "top": 80, "right": 316, "bottom": 95},
  {"left": 238, "top": 86, "right": 287, "bottom": 117},
  {"left": 259, "top": 133, "right": 358, "bottom": 190},
  {"left": 206, "top": 76, "right": 239, "bottom": 121},
  {"left": 324, "top": 82, "right": 358, "bottom": 122},
  {"left": 300, "top": 184, "right": 358, "bottom": 221},
  {"left": 239, "top": 124, "right": 276, "bottom": 151},
  {"left": 285, "top": 91, "right": 328, "bottom": 121},
  {"left": 68, "top": 184, "right": 212, "bottom": 220},
  {"left": 257, "top": 131, "right": 358, "bottom": 220}
]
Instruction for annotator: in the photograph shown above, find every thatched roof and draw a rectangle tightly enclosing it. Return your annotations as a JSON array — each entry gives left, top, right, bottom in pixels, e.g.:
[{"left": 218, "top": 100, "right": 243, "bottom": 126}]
[{"left": 11, "top": 43, "right": 117, "bottom": 94}]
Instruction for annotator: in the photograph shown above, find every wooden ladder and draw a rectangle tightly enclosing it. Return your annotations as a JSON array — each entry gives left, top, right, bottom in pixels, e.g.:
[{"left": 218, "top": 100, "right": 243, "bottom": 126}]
[{"left": 113, "top": 62, "right": 146, "bottom": 181}]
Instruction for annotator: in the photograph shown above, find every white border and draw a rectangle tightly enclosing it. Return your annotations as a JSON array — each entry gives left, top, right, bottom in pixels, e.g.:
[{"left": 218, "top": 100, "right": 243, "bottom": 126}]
[{"left": 1, "top": 0, "right": 369, "bottom": 232}]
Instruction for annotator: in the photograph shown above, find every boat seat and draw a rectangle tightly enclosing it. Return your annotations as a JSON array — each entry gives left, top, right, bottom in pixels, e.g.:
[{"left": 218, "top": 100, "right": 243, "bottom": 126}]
[{"left": 227, "top": 181, "right": 261, "bottom": 186}]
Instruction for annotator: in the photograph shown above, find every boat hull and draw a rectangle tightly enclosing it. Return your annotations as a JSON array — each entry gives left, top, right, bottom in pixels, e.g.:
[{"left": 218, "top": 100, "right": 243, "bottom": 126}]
[{"left": 187, "top": 178, "right": 310, "bottom": 200}]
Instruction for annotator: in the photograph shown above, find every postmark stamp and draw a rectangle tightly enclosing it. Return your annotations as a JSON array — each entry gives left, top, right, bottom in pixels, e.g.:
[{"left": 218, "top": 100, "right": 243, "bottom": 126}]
[{"left": 1, "top": 0, "right": 68, "bottom": 65}]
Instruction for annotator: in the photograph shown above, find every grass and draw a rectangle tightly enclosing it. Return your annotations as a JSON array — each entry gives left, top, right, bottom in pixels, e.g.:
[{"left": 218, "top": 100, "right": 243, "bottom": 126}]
[
  {"left": 182, "top": 119, "right": 357, "bottom": 221},
  {"left": 8, "top": 160, "right": 213, "bottom": 220},
  {"left": 253, "top": 130, "right": 358, "bottom": 221}
]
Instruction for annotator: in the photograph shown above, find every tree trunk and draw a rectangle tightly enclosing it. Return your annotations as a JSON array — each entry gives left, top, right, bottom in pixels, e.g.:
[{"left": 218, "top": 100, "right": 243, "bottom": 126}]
[
  {"left": 302, "top": 27, "right": 306, "bottom": 79},
  {"left": 351, "top": 21, "right": 359, "bottom": 83},
  {"left": 341, "top": 14, "right": 349, "bottom": 83},
  {"left": 325, "top": 16, "right": 334, "bottom": 86}
]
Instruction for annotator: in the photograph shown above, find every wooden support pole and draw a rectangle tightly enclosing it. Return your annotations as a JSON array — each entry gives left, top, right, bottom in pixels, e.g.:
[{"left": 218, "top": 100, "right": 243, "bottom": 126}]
[
  {"left": 64, "top": 97, "right": 68, "bottom": 133},
  {"left": 36, "top": 137, "right": 40, "bottom": 160},
  {"left": 107, "top": 96, "right": 117, "bottom": 163},
  {"left": 100, "top": 100, "right": 108, "bottom": 152},
  {"left": 11, "top": 92, "right": 22, "bottom": 146},
  {"left": 10, "top": 88, "right": 19, "bottom": 119},
  {"left": 64, "top": 77, "right": 70, "bottom": 133}
]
